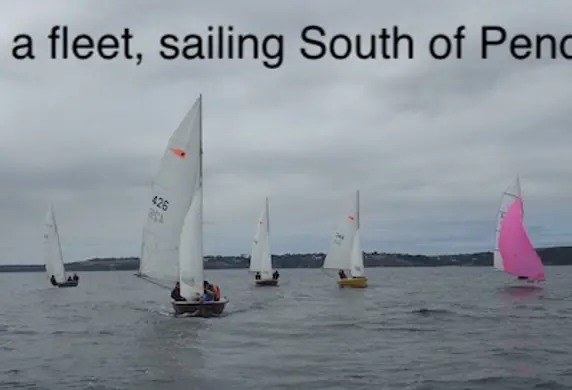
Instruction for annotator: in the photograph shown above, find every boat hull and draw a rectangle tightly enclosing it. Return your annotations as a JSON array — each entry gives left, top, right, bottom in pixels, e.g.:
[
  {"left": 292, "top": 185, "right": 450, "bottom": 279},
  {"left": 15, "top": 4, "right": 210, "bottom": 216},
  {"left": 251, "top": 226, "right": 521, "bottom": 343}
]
[
  {"left": 338, "top": 276, "right": 367, "bottom": 288},
  {"left": 57, "top": 280, "right": 79, "bottom": 288},
  {"left": 507, "top": 278, "right": 543, "bottom": 289},
  {"left": 255, "top": 279, "right": 278, "bottom": 287},
  {"left": 171, "top": 298, "right": 228, "bottom": 317}
]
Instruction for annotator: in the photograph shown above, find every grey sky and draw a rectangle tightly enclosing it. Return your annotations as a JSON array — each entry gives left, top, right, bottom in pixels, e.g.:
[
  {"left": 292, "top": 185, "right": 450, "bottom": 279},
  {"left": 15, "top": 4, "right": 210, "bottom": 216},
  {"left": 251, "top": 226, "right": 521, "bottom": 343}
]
[{"left": 1, "top": 0, "right": 571, "bottom": 264}]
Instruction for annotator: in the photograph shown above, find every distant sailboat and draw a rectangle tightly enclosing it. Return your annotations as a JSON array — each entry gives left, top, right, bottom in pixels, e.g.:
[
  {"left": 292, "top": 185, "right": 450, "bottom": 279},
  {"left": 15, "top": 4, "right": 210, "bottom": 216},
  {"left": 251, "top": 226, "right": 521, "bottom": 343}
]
[
  {"left": 43, "top": 204, "right": 79, "bottom": 288},
  {"left": 250, "top": 197, "right": 279, "bottom": 287},
  {"left": 322, "top": 190, "right": 368, "bottom": 288},
  {"left": 137, "top": 95, "right": 227, "bottom": 316},
  {"left": 494, "top": 176, "right": 545, "bottom": 286}
]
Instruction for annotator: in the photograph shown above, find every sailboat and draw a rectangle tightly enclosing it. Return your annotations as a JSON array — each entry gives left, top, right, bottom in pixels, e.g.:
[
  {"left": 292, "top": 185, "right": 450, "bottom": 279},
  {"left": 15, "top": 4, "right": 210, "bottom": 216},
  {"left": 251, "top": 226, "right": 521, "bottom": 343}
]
[
  {"left": 136, "top": 94, "right": 228, "bottom": 317},
  {"left": 250, "top": 197, "right": 278, "bottom": 287},
  {"left": 494, "top": 176, "right": 545, "bottom": 287},
  {"left": 322, "top": 190, "right": 368, "bottom": 288},
  {"left": 43, "top": 204, "right": 79, "bottom": 288}
]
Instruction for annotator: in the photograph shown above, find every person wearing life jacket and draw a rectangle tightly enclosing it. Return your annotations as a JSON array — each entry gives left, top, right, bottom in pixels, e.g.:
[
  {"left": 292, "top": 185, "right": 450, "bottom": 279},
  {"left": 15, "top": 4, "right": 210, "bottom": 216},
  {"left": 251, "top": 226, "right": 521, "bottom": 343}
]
[
  {"left": 211, "top": 284, "right": 221, "bottom": 301},
  {"left": 201, "top": 280, "right": 221, "bottom": 302},
  {"left": 49, "top": 275, "right": 58, "bottom": 286},
  {"left": 170, "top": 282, "right": 186, "bottom": 301},
  {"left": 338, "top": 269, "right": 347, "bottom": 279},
  {"left": 255, "top": 272, "right": 261, "bottom": 280},
  {"left": 72, "top": 273, "right": 79, "bottom": 281},
  {"left": 202, "top": 281, "right": 214, "bottom": 301}
]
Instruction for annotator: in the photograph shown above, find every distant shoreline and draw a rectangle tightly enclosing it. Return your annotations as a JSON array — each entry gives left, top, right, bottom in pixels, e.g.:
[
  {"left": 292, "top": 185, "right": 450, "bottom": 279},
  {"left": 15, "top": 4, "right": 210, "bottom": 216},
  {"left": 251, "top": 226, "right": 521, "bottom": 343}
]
[{"left": 2, "top": 246, "right": 571, "bottom": 272}]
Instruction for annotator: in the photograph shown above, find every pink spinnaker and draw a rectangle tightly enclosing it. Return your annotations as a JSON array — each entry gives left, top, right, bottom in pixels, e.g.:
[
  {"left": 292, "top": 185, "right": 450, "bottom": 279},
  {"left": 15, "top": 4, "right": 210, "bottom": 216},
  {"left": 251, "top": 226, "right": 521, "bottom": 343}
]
[{"left": 498, "top": 197, "right": 545, "bottom": 280}]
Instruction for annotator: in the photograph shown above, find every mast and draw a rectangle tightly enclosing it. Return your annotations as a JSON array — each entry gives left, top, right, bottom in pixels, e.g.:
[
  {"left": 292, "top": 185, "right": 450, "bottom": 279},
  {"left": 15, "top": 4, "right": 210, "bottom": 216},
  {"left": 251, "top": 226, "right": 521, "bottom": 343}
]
[
  {"left": 266, "top": 196, "right": 270, "bottom": 233},
  {"left": 199, "top": 94, "right": 203, "bottom": 186},
  {"left": 199, "top": 93, "right": 204, "bottom": 241},
  {"left": 515, "top": 174, "right": 523, "bottom": 219},
  {"left": 356, "top": 190, "right": 360, "bottom": 229},
  {"left": 51, "top": 205, "right": 64, "bottom": 265}
]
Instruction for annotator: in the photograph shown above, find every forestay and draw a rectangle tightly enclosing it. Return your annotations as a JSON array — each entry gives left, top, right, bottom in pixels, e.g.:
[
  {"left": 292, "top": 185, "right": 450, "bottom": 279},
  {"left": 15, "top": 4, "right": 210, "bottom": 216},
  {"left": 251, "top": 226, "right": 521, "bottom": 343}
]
[
  {"left": 139, "top": 97, "right": 202, "bottom": 287},
  {"left": 323, "top": 190, "right": 362, "bottom": 275},
  {"left": 249, "top": 197, "right": 273, "bottom": 279},
  {"left": 43, "top": 204, "right": 67, "bottom": 284},
  {"left": 493, "top": 176, "right": 522, "bottom": 271}
]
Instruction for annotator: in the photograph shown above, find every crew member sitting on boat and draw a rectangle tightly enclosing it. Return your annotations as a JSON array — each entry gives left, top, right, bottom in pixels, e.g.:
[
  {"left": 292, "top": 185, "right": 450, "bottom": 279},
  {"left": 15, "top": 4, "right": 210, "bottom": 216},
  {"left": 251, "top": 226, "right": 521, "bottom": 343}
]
[
  {"left": 72, "top": 273, "right": 79, "bottom": 281},
  {"left": 50, "top": 275, "right": 58, "bottom": 286},
  {"left": 170, "top": 282, "right": 186, "bottom": 301},
  {"left": 517, "top": 276, "right": 528, "bottom": 280},
  {"left": 338, "top": 270, "right": 347, "bottom": 279},
  {"left": 67, "top": 276, "right": 73, "bottom": 282},
  {"left": 255, "top": 272, "right": 261, "bottom": 280},
  {"left": 272, "top": 270, "right": 280, "bottom": 280},
  {"left": 202, "top": 281, "right": 221, "bottom": 302}
]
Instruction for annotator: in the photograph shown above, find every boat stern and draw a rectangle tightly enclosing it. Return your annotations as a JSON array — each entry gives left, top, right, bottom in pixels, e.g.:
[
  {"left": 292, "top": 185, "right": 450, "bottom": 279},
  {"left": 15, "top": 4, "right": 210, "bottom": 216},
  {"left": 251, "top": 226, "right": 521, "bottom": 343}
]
[
  {"left": 337, "top": 276, "right": 368, "bottom": 288},
  {"left": 255, "top": 279, "right": 278, "bottom": 287},
  {"left": 171, "top": 298, "right": 228, "bottom": 317}
]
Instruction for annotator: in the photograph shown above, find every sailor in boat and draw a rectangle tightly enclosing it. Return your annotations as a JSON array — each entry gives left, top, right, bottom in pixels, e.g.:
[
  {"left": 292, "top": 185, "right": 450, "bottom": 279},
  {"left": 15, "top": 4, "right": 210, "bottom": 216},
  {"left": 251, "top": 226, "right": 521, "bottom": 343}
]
[
  {"left": 202, "top": 281, "right": 221, "bottom": 302},
  {"left": 272, "top": 270, "right": 280, "bottom": 280},
  {"left": 49, "top": 275, "right": 58, "bottom": 286},
  {"left": 67, "top": 276, "right": 73, "bottom": 282},
  {"left": 338, "top": 270, "right": 347, "bottom": 279},
  {"left": 170, "top": 282, "right": 186, "bottom": 301},
  {"left": 255, "top": 272, "right": 261, "bottom": 280},
  {"left": 72, "top": 273, "right": 79, "bottom": 281}
]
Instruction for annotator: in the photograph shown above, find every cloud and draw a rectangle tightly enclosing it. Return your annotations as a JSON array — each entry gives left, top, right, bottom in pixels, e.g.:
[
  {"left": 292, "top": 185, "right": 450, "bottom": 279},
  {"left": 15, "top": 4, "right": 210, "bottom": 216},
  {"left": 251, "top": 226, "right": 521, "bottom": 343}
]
[{"left": 1, "top": 0, "right": 572, "bottom": 263}]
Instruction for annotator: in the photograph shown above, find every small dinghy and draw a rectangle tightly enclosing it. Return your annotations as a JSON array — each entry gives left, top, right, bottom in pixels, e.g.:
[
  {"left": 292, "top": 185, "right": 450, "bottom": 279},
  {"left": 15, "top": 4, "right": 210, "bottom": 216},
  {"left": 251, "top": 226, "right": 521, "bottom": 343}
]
[
  {"left": 493, "top": 176, "right": 545, "bottom": 288},
  {"left": 44, "top": 204, "right": 80, "bottom": 288}
]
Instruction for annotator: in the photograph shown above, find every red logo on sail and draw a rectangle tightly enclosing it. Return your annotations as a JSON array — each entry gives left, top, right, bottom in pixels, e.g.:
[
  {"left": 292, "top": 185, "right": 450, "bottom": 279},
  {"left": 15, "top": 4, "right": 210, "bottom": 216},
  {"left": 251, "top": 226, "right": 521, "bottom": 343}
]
[
  {"left": 347, "top": 215, "right": 354, "bottom": 220},
  {"left": 170, "top": 147, "right": 186, "bottom": 158}
]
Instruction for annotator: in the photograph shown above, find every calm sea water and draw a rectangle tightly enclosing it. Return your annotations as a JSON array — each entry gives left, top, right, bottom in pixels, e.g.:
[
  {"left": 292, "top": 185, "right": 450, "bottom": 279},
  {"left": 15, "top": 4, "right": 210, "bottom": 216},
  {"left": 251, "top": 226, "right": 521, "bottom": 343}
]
[{"left": 0, "top": 267, "right": 571, "bottom": 389}]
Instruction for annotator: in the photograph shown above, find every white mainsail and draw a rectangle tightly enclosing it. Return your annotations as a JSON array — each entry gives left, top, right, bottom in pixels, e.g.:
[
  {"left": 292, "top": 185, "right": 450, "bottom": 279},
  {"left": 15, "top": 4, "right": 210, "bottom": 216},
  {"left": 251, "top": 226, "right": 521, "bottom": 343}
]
[
  {"left": 43, "top": 204, "right": 67, "bottom": 284},
  {"left": 323, "top": 190, "right": 364, "bottom": 277},
  {"left": 138, "top": 96, "right": 202, "bottom": 288},
  {"left": 249, "top": 197, "right": 273, "bottom": 280},
  {"left": 493, "top": 176, "right": 523, "bottom": 271}
]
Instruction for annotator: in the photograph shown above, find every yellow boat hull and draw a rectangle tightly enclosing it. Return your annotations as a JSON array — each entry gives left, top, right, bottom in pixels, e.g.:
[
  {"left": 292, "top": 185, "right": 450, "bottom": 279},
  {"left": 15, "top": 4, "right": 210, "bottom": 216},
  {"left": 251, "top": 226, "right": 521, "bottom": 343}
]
[{"left": 337, "top": 276, "right": 368, "bottom": 288}]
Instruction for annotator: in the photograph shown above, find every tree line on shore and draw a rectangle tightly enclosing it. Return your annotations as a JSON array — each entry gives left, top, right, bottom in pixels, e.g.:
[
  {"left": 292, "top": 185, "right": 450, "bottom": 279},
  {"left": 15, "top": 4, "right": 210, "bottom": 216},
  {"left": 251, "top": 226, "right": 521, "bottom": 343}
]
[{"left": 2, "top": 246, "right": 571, "bottom": 272}]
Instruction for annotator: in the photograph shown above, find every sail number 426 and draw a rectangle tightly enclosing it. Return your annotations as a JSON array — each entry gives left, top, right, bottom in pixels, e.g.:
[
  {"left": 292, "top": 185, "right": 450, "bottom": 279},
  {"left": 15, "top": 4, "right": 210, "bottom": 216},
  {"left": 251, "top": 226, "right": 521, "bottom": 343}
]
[{"left": 152, "top": 196, "right": 169, "bottom": 211}]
